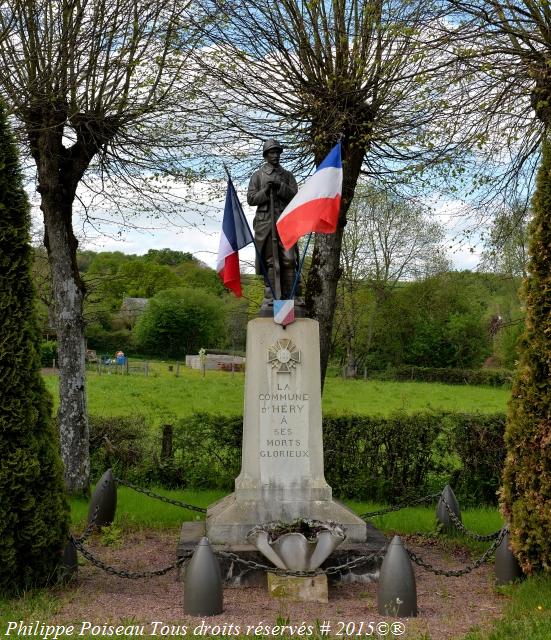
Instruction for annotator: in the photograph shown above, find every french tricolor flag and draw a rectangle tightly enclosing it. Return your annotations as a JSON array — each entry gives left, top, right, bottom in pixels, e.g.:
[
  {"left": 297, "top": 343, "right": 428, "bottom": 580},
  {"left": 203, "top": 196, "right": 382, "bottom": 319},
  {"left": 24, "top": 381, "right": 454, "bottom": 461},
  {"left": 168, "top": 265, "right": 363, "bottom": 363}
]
[
  {"left": 216, "top": 178, "right": 254, "bottom": 297},
  {"left": 276, "top": 142, "right": 342, "bottom": 250}
]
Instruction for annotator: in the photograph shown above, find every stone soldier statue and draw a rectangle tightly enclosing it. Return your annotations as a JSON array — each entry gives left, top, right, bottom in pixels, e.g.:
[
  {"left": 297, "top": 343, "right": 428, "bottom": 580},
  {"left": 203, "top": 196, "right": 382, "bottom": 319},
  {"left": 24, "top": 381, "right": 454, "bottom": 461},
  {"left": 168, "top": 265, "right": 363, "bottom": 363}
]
[{"left": 247, "top": 139, "right": 299, "bottom": 311}]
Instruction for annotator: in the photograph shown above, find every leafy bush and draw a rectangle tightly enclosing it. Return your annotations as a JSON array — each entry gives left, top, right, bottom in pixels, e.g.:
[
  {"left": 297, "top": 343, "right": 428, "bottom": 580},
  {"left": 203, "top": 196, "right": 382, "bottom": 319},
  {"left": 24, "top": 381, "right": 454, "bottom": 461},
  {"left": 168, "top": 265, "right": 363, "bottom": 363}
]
[
  {"left": 40, "top": 340, "right": 57, "bottom": 367},
  {"left": 371, "top": 365, "right": 513, "bottom": 387},
  {"left": 89, "top": 415, "right": 165, "bottom": 485},
  {"left": 445, "top": 413, "right": 506, "bottom": 505},
  {"left": 133, "top": 287, "right": 226, "bottom": 358},
  {"left": 88, "top": 411, "right": 507, "bottom": 506}
]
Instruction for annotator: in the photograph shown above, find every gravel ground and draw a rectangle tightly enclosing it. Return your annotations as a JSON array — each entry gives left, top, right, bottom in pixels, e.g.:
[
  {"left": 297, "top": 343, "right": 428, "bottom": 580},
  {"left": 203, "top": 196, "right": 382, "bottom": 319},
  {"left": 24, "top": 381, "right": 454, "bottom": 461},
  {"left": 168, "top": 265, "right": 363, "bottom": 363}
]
[{"left": 52, "top": 529, "right": 507, "bottom": 639}]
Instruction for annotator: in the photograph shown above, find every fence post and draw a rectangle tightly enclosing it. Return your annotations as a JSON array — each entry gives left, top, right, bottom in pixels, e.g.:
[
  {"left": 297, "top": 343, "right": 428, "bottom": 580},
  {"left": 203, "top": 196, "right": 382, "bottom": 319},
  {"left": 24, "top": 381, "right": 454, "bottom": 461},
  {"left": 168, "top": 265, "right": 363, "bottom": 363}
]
[
  {"left": 176, "top": 362, "right": 180, "bottom": 377},
  {"left": 144, "top": 361, "right": 149, "bottom": 376},
  {"left": 125, "top": 358, "right": 129, "bottom": 375},
  {"left": 161, "top": 424, "right": 173, "bottom": 461}
]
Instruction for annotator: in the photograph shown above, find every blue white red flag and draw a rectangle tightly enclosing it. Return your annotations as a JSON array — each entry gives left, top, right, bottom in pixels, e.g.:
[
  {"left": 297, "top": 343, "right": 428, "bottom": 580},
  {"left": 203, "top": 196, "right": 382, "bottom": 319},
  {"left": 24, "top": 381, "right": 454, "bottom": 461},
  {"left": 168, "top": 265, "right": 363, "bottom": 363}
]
[
  {"left": 273, "top": 299, "right": 295, "bottom": 326},
  {"left": 276, "top": 142, "right": 342, "bottom": 250},
  {"left": 216, "top": 178, "right": 254, "bottom": 297}
]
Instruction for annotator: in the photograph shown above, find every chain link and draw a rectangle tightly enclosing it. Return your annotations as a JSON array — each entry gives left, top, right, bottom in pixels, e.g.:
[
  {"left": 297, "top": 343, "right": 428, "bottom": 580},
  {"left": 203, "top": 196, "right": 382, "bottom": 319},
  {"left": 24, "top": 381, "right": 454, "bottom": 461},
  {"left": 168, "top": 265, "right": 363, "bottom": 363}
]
[
  {"left": 70, "top": 481, "right": 507, "bottom": 582},
  {"left": 406, "top": 526, "right": 508, "bottom": 577},
  {"left": 114, "top": 477, "right": 207, "bottom": 514},
  {"left": 74, "top": 505, "right": 99, "bottom": 543},
  {"left": 213, "top": 546, "right": 388, "bottom": 577},
  {"left": 71, "top": 535, "right": 192, "bottom": 579},
  {"left": 360, "top": 492, "right": 442, "bottom": 519},
  {"left": 439, "top": 494, "right": 503, "bottom": 541}
]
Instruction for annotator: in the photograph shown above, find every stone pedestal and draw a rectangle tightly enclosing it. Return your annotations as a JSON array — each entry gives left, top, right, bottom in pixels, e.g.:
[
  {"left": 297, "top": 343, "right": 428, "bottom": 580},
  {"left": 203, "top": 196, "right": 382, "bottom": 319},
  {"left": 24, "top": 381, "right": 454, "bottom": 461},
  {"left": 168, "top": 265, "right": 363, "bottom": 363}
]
[
  {"left": 206, "top": 318, "right": 367, "bottom": 544},
  {"left": 268, "top": 573, "right": 328, "bottom": 603}
]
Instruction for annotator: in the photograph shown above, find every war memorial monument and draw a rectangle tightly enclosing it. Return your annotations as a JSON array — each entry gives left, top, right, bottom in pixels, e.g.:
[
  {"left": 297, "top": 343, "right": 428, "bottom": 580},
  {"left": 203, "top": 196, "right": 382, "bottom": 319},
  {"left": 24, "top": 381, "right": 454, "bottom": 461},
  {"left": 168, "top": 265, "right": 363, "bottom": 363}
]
[{"left": 181, "top": 139, "right": 384, "bottom": 583}]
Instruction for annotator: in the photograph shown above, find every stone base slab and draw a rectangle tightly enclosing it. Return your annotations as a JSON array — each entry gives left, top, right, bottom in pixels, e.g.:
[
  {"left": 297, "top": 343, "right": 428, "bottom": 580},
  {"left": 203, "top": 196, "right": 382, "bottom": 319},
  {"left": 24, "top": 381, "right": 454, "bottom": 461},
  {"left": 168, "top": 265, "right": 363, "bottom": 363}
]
[
  {"left": 206, "top": 492, "right": 369, "bottom": 544},
  {"left": 178, "top": 521, "right": 386, "bottom": 586},
  {"left": 268, "top": 573, "right": 328, "bottom": 603}
]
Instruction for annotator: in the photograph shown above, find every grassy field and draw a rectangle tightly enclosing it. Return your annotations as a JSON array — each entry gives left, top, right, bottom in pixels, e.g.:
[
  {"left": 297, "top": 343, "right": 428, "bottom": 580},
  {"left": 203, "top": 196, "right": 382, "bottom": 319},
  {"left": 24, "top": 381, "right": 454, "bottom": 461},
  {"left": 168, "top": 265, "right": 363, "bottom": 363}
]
[{"left": 42, "top": 365, "right": 510, "bottom": 422}]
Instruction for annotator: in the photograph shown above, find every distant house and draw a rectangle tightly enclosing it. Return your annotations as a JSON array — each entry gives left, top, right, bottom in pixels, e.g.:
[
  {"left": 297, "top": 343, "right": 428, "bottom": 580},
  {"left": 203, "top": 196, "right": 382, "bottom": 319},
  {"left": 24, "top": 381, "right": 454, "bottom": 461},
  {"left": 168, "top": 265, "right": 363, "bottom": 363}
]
[{"left": 120, "top": 297, "right": 148, "bottom": 325}]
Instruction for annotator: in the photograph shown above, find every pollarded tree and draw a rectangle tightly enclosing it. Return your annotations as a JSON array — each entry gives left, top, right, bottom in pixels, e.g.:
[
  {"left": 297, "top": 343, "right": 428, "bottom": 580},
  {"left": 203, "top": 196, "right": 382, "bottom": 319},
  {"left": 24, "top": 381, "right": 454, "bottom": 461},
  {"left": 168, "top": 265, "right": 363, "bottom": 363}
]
[
  {"left": 0, "top": 102, "right": 69, "bottom": 595},
  {"left": 192, "top": 0, "right": 465, "bottom": 387},
  {"left": 501, "top": 139, "right": 551, "bottom": 574},
  {"left": 0, "top": 0, "right": 201, "bottom": 493}
]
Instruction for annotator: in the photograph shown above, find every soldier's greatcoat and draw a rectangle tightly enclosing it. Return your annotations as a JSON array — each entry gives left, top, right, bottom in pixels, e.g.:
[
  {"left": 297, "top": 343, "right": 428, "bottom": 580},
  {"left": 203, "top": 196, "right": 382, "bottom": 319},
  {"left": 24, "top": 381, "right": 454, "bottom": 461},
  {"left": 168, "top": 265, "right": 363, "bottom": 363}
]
[{"left": 247, "top": 162, "right": 298, "bottom": 277}]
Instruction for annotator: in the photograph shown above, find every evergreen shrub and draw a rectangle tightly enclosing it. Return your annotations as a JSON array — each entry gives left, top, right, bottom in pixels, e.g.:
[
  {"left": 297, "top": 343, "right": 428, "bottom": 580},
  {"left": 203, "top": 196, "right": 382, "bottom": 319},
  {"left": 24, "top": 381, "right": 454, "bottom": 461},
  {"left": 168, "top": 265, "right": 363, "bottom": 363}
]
[
  {"left": 501, "top": 140, "right": 551, "bottom": 573},
  {"left": 0, "top": 103, "right": 69, "bottom": 595}
]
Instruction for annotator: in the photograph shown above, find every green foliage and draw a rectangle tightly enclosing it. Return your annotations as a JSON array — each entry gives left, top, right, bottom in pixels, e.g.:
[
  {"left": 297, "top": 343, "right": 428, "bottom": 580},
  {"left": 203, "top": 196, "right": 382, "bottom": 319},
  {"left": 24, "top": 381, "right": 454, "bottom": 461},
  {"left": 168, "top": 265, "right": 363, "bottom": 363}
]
[
  {"left": 133, "top": 287, "right": 226, "bottom": 358},
  {"left": 333, "top": 271, "right": 518, "bottom": 371},
  {"left": 502, "top": 140, "right": 551, "bottom": 574},
  {"left": 143, "top": 248, "right": 194, "bottom": 266},
  {"left": 40, "top": 340, "right": 57, "bottom": 367},
  {"left": 371, "top": 365, "right": 513, "bottom": 386},
  {"left": 87, "top": 410, "right": 506, "bottom": 505},
  {"left": 447, "top": 413, "right": 506, "bottom": 505},
  {"left": 0, "top": 103, "right": 69, "bottom": 595}
]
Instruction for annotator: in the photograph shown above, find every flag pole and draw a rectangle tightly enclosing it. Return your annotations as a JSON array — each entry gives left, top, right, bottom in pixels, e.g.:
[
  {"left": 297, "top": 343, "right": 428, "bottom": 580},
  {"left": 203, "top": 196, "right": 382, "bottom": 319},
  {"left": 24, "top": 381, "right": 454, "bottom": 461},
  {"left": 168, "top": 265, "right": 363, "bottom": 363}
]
[
  {"left": 222, "top": 164, "right": 276, "bottom": 300},
  {"left": 289, "top": 232, "right": 312, "bottom": 300},
  {"left": 288, "top": 134, "right": 344, "bottom": 300}
]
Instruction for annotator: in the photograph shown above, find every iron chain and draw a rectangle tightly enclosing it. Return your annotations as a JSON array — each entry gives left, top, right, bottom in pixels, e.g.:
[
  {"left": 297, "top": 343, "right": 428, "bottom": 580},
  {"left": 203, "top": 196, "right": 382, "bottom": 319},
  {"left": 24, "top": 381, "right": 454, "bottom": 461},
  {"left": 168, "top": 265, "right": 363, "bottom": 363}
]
[
  {"left": 439, "top": 494, "right": 503, "bottom": 541},
  {"left": 71, "top": 535, "right": 192, "bottom": 579},
  {"left": 114, "top": 477, "right": 207, "bottom": 514},
  {"left": 213, "top": 546, "right": 388, "bottom": 577},
  {"left": 406, "top": 526, "right": 508, "bottom": 577},
  {"left": 74, "top": 505, "right": 99, "bottom": 543},
  {"left": 360, "top": 492, "right": 442, "bottom": 519}
]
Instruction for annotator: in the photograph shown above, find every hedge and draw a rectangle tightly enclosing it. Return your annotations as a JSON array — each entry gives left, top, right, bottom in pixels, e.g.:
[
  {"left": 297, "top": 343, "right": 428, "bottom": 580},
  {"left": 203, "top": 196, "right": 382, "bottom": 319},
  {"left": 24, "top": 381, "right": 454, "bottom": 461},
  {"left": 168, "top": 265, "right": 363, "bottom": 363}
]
[
  {"left": 89, "top": 411, "right": 506, "bottom": 506},
  {"left": 370, "top": 365, "right": 513, "bottom": 387}
]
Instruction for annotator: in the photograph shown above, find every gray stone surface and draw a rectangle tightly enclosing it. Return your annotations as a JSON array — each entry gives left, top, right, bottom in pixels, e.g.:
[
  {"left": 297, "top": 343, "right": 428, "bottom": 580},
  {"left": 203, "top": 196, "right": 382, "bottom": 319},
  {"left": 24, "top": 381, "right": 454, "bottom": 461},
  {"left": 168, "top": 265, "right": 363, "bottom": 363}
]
[
  {"left": 206, "top": 318, "right": 369, "bottom": 544},
  {"left": 178, "top": 522, "right": 385, "bottom": 586}
]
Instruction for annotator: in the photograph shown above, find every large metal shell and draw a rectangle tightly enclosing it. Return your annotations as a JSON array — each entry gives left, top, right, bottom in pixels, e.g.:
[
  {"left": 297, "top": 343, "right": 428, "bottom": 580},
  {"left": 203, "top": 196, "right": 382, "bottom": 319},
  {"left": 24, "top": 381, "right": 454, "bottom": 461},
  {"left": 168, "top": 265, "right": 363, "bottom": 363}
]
[
  {"left": 436, "top": 484, "right": 462, "bottom": 532},
  {"left": 495, "top": 530, "right": 523, "bottom": 585},
  {"left": 87, "top": 469, "right": 117, "bottom": 529},
  {"left": 377, "top": 535, "right": 417, "bottom": 617},
  {"left": 183, "top": 537, "right": 223, "bottom": 616}
]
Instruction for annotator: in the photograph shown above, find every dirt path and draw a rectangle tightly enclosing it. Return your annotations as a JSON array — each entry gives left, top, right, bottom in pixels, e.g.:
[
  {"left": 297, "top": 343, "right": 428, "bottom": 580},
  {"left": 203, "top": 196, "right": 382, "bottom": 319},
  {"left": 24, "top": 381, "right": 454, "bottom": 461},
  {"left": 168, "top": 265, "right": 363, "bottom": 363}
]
[{"left": 50, "top": 530, "right": 507, "bottom": 639}]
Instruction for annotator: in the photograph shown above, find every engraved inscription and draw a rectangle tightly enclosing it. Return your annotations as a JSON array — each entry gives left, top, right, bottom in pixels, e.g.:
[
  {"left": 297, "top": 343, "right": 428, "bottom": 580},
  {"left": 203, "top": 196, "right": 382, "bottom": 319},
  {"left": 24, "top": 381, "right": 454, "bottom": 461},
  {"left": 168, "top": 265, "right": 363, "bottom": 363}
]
[{"left": 259, "top": 380, "right": 310, "bottom": 479}]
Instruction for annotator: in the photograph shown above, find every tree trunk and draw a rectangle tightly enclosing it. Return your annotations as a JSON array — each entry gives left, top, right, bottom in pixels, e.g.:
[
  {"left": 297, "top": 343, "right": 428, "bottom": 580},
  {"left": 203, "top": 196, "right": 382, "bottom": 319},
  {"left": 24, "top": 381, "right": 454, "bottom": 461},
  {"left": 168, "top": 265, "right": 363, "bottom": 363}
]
[
  {"left": 42, "top": 195, "right": 90, "bottom": 494},
  {"left": 306, "top": 228, "right": 344, "bottom": 389},
  {"left": 306, "top": 141, "right": 365, "bottom": 389}
]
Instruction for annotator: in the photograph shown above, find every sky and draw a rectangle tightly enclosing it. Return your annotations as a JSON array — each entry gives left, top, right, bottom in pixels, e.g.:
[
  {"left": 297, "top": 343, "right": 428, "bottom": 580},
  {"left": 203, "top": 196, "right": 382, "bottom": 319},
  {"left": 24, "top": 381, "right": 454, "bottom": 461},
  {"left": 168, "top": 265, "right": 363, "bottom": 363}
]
[{"left": 30, "top": 181, "right": 483, "bottom": 275}]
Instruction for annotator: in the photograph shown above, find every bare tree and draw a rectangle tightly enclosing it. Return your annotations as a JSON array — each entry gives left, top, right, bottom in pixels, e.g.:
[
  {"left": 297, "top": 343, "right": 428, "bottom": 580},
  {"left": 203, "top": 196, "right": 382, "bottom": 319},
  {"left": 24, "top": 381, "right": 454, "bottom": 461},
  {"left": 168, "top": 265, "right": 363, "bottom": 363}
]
[
  {"left": 192, "top": 0, "right": 467, "bottom": 387},
  {"left": 336, "top": 184, "right": 448, "bottom": 375},
  {"left": 444, "top": 1, "right": 550, "bottom": 201},
  {"left": 479, "top": 202, "right": 529, "bottom": 278},
  {"left": 0, "top": 0, "right": 199, "bottom": 493}
]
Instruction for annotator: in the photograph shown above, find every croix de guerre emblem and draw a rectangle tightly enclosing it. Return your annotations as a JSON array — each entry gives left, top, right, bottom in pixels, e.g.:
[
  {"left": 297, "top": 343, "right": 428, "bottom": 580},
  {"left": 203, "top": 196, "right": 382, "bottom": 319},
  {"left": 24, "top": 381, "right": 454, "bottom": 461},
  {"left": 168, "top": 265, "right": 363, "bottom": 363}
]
[{"left": 267, "top": 339, "right": 301, "bottom": 373}]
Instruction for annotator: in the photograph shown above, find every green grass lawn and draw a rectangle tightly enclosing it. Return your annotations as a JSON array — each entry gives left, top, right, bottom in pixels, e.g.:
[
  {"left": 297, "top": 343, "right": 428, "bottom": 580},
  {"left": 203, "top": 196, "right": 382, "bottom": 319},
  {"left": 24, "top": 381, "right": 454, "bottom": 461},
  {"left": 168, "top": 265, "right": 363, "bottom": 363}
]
[{"left": 42, "top": 365, "right": 510, "bottom": 423}]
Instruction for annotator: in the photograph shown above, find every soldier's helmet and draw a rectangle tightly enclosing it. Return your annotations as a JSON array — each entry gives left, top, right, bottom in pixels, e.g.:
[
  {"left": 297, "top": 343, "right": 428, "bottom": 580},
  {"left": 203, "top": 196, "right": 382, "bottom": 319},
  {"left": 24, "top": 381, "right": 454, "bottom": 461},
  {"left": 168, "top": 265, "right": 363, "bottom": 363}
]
[{"left": 263, "top": 139, "right": 283, "bottom": 156}]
